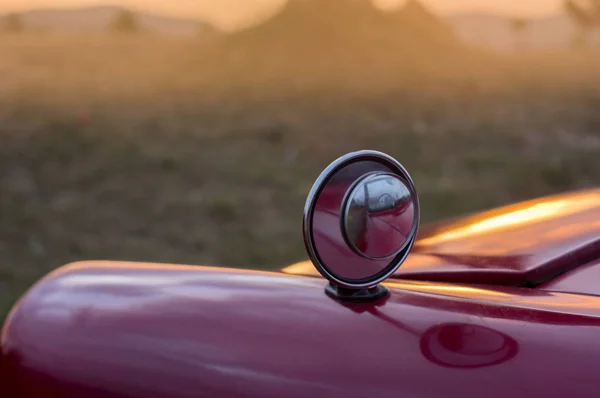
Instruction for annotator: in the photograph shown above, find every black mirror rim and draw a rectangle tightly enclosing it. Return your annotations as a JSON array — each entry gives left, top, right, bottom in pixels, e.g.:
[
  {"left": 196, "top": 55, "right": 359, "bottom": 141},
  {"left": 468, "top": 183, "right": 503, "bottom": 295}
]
[{"left": 303, "top": 150, "right": 420, "bottom": 289}]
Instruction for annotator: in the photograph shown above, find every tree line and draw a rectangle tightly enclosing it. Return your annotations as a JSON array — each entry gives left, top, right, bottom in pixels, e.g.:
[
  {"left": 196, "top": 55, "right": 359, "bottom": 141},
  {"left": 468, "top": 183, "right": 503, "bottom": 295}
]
[
  {"left": 1, "top": 9, "right": 141, "bottom": 34},
  {"left": 501, "top": 0, "right": 600, "bottom": 50},
  {"left": 565, "top": 0, "right": 600, "bottom": 47}
]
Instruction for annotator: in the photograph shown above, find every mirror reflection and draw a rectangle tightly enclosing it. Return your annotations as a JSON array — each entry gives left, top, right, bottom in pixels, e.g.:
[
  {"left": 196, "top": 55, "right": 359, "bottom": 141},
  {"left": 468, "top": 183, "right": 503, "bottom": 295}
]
[
  {"left": 344, "top": 173, "right": 415, "bottom": 260},
  {"left": 420, "top": 323, "right": 519, "bottom": 368},
  {"left": 312, "top": 160, "right": 395, "bottom": 281},
  {"left": 369, "top": 307, "right": 519, "bottom": 369}
]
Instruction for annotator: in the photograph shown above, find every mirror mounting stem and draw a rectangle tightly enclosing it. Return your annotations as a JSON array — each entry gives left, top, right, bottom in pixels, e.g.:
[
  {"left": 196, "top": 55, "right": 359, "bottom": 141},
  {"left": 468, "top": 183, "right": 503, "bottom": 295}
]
[{"left": 325, "top": 283, "right": 389, "bottom": 303}]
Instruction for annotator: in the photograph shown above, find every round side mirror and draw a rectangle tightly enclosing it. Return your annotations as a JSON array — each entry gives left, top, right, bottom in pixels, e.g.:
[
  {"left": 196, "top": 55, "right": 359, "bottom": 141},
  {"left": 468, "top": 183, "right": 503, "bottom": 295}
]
[{"left": 303, "top": 150, "right": 419, "bottom": 300}]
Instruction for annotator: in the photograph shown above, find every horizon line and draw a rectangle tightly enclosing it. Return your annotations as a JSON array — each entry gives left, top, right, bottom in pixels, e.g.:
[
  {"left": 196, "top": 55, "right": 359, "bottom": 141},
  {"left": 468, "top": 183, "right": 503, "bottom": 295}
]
[{"left": 0, "top": 1, "right": 567, "bottom": 32}]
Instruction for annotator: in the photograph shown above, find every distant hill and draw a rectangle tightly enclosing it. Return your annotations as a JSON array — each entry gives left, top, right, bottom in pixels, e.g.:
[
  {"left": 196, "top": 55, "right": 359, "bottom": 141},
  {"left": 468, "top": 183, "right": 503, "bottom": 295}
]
[
  {"left": 195, "top": 0, "right": 489, "bottom": 91},
  {"left": 386, "top": 0, "right": 458, "bottom": 49},
  {"left": 447, "top": 12, "right": 600, "bottom": 51},
  {"left": 3, "top": 5, "right": 217, "bottom": 36}
]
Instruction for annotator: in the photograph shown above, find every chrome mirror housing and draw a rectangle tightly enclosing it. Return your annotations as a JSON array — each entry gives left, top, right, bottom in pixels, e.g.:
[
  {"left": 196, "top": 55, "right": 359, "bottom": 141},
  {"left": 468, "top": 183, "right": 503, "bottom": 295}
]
[{"left": 303, "top": 150, "right": 420, "bottom": 302}]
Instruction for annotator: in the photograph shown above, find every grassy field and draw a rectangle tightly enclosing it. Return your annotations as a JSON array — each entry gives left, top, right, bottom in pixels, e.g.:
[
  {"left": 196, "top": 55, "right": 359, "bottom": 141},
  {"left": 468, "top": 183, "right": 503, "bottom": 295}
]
[{"left": 2, "top": 35, "right": 600, "bottom": 319}]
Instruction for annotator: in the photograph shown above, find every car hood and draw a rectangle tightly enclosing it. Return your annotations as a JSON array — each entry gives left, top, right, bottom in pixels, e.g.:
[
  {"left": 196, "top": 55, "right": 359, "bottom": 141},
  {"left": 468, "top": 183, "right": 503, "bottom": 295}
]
[{"left": 284, "top": 189, "right": 600, "bottom": 287}]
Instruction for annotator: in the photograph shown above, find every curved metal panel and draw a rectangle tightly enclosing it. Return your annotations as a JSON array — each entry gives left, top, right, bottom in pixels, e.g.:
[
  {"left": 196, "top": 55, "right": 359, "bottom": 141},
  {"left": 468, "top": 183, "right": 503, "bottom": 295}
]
[{"left": 3, "top": 261, "right": 600, "bottom": 397}]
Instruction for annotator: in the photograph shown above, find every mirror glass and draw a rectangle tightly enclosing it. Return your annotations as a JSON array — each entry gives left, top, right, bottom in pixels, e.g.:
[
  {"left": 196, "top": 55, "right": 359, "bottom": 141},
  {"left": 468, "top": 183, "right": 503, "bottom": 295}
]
[
  {"left": 310, "top": 159, "right": 418, "bottom": 283},
  {"left": 343, "top": 173, "right": 414, "bottom": 260}
]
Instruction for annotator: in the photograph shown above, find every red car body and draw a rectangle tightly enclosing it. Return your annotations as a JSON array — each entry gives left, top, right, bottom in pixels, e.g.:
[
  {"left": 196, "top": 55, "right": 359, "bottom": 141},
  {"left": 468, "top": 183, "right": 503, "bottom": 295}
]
[{"left": 3, "top": 189, "right": 600, "bottom": 397}]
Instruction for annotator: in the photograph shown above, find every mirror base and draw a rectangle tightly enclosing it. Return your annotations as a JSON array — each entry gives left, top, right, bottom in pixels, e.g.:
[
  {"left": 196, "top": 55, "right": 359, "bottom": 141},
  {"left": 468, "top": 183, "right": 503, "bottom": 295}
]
[{"left": 325, "top": 283, "right": 389, "bottom": 303}]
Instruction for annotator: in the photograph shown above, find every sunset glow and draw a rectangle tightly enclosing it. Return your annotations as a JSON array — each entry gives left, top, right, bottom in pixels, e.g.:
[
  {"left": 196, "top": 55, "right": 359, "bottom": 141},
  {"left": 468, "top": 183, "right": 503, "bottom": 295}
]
[{"left": 1, "top": 0, "right": 565, "bottom": 30}]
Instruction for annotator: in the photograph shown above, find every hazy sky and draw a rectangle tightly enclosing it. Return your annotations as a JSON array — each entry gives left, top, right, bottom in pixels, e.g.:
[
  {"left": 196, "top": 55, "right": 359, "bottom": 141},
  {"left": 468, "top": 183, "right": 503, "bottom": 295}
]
[{"left": 1, "top": 0, "right": 563, "bottom": 30}]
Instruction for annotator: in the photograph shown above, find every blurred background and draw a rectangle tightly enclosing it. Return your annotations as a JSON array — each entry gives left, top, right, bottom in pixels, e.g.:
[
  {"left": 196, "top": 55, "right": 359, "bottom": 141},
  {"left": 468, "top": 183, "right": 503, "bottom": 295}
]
[{"left": 2, "top": 0, "right": 600, "bottom": 318}]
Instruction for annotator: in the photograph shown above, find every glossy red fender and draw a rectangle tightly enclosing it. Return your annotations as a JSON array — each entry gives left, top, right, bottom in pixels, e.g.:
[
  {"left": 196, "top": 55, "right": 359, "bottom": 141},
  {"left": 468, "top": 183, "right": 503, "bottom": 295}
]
[{"left": 3, "top": 261, "right": 600, "bottom": 398}]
